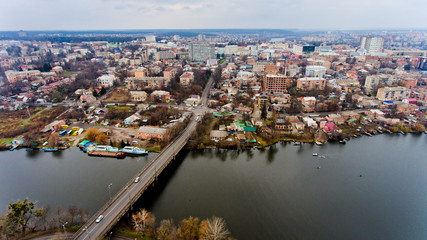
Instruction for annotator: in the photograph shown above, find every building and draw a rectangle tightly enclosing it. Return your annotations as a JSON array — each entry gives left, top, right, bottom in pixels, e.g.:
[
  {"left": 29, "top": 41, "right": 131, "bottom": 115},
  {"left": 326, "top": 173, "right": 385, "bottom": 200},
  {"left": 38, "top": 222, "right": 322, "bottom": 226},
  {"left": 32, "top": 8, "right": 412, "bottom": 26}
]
[
  {"left": 263, "top": 74, "right": 292, "bottom": 94},
  {"left": 180, "top": 72, "right": 194, "bottom": 86},
  {"left": 130, "top": 91, "right": 147, "bottom": 102},
  {"left": 137, "top": 126, "right": 168, "bottom": 141},
  {"left": 360, "top": 37, "right": 384, "bottom": 54},
  {"left": 163, "top": 67, "right": 177, "bottom": 84},
  {"left": 189, "top": 44, "right": 215, "bottom": 62},
  {"left": 210, "top": 130, "right": 228, "bottom": 141},
  {"left": 145, "top": 35, "right": 156, "bottom": 42},
  {"left": 97, "top": 74, "right": 116, "bottom": 87},
  {"left": 132, "top": 67, "right": 149, "bottom": 78},
  {"left": 154, "top": 51, "right": 176, "bottom": 61},
  {"left": 185, "top": 95, "right": 200, "bottom": 106},
  {"left": 126, "top": 77, "right": 166, "bottom": 89},
  {"left": 5, "top": 70, "right": 41, "bottom": 83},
  {"left": 150, "top": 90, "right": 171, "bottom": 103},
  {"left": 296, "top": 77, "right": 326, "bottom": 91},
  {"left": 376, "top": 87, "right": 410, "bottom": 101},
  {"left": 364, "top": 74, "right": 397, "bottom": 92},
  {"left": 198, "top": 34, "right": 206, "bottom": 42},
  {"left": 305, "top": 66, "right": 326, "bottom": 78},
  {"left": 417, "top": 57, "right": 427, "bottom": 70}
]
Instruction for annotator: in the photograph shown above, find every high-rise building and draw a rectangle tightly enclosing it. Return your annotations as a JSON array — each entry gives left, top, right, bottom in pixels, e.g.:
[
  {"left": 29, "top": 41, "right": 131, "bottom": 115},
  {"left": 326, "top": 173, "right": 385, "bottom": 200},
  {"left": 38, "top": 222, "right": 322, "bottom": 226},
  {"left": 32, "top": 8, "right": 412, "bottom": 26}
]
[
  {"left": 198, "top": 34, "right": 206, "bottom": 42},
  {"left": 360, "top": 37, "right": 384, "bottom": 53},
  {"left": 263, "top": 74, "right": 292, "bottom": 94},
  {"left": 145, "top": 35, "right": 156, "bottom": 42},
  {"left": 189, "top": 44, "right": 215, "bottom": 62},
  {"left": 305, "top": 66, "right": 326, "bottom": 77},
  {"left": 417, "top": 57, "right": 427, "bottom": 70}
]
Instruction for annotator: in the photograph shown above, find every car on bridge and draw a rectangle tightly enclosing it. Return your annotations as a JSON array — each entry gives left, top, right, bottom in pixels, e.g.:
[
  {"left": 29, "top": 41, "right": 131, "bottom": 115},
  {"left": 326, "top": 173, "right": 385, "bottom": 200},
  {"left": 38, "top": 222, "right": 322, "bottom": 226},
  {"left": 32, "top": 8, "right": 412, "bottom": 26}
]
[
  {"left": 135, "top": 177, "right": 140, "bottom": 183},
  {"left": 96, "top": 215, "right": 104, "bottom": 223}
]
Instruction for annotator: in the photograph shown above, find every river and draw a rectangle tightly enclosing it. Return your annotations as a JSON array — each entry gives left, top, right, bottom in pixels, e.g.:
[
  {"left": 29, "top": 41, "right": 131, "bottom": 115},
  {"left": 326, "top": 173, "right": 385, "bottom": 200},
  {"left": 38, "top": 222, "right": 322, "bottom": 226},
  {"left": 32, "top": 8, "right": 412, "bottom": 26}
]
[{"left": 1, "top": 134, "right": 426, "bottom": 239}]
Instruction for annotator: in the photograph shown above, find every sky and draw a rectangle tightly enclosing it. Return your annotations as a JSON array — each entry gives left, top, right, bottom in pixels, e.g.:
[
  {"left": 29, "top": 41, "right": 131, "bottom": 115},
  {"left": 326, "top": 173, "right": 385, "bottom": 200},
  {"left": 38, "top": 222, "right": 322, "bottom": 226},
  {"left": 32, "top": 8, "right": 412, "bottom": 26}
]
[{"left": 0, "top": 0, "right": 426, "bottom": 31}]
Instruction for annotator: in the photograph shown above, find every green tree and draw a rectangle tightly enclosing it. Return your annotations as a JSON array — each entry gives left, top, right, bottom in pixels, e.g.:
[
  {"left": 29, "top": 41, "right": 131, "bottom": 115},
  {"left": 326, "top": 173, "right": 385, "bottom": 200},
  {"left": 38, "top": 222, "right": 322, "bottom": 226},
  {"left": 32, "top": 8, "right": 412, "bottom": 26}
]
[
  {"left": 92, "top": 90, "right": 99, "bottom": 98},
  {"left": 99, "top": 87, "right": 107, "bottom": 96},
  {"left": 6, "top": 198, "right": 43, "bottom": 233}
]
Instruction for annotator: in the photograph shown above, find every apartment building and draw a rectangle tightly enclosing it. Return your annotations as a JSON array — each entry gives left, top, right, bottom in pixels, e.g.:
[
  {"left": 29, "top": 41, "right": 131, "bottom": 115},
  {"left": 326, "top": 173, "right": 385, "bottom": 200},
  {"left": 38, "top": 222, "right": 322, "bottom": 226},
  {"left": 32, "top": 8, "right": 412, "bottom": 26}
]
[
  {"left": 5, "top": 70, "right": 41, "bottom": 83},
  {"left": 376, "top": 86, "right": 410, "bottom": 101},
  {"left": 180, "top": 72, "right": 194, "bottom": 86},
  {"left": 189, "top": 44, "right": 215, "bottom": 62},
  {"left": 263, "top": 74, "right": 292, "bottom": 94},
  {"left": 296, "top": 77, "right": 327, "bottom": 91},
  {"left": 126, "top": 77, "right": 166, "bottom": 90}
]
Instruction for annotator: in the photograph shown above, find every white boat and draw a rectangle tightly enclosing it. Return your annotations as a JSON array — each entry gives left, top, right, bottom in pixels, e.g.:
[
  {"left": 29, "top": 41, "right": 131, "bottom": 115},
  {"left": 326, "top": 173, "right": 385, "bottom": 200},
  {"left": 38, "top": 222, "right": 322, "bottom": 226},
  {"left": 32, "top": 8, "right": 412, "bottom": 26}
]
[
  {"left": 122, "top": 146, "right": 148, "bottom": 155},
  {"left": 312, "top": 153, "right": 318, "bottom": 156}
]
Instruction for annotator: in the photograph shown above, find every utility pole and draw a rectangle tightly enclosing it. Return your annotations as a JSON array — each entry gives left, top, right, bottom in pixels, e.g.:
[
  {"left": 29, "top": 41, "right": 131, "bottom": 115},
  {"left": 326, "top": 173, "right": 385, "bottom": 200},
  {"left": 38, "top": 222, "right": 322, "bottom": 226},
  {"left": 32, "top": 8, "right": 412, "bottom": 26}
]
[{"left": 108, "top": 183, "right": 112, "bottom": 200}]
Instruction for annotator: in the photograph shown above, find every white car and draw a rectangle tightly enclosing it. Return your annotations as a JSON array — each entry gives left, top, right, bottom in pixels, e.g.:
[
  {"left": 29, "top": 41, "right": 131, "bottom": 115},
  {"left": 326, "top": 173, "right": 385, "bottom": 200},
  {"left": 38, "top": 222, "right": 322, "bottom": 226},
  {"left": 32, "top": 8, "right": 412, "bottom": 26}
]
[
  {"left": 135, "top": 177, "right": 140, "bottom": 183},
  {"left": 95, "top": 215, "right": 104, "bottom": 223}
]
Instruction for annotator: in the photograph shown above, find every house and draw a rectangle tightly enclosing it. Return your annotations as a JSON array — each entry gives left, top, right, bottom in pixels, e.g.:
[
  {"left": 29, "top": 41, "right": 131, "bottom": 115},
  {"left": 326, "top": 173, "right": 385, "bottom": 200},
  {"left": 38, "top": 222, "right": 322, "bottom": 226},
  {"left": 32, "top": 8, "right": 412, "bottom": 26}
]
[
  {"left": 130, "top": 91, "right": 147, "bottom": 102},
  {"left": 137, "top": 126, "right": 168, "bottom": 141},
  {"left": 97, "top": 74, "right": 117, "bottom": 87},
  {"left": 366, "top": 109, "right": 385, "bottom": 118},
  {"left": 80, "top": 95, "right": 96, "bottom": 103},
  {"left": 185, "top": 95, "right": 200, "bottom": 106},
  {"left": 210, "top": 130, "right": 228, "bottom": 141},
  {"left": 124, "top": 113, "right": 141, "bottom": 125},
  {"left": 150, "top": 90, "right": 171, "bottom": 103},
  {"left": 275, "top": 119, "right": 292, "bottom": 131}
]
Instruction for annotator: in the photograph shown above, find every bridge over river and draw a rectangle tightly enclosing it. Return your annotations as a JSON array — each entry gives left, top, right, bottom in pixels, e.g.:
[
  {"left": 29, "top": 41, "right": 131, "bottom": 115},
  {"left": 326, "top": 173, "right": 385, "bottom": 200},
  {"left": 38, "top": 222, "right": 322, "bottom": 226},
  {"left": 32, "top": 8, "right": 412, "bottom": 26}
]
[{"left": 73, "top": 78, "right": 213, "bottom": 240}]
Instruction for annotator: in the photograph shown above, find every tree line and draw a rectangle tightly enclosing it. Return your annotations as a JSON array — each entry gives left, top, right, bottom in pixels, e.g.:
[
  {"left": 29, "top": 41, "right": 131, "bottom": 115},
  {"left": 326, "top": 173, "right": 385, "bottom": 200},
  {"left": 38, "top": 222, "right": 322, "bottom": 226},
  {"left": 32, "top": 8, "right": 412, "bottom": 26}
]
[
  {"left": 0, "top": 198, "right": 90, "bottom": 239},
  {"left": 129, "top": 209, "right": 233, "bottom": 240}
]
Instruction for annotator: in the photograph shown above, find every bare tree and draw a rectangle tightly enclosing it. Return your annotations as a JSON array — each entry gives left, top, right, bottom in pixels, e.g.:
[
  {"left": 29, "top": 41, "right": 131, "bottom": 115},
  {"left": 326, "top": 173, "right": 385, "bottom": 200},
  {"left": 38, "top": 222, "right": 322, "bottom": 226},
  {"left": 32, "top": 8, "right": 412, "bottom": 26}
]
[{"left": 199, "top": 217, "right": 230, "bottom": 240}]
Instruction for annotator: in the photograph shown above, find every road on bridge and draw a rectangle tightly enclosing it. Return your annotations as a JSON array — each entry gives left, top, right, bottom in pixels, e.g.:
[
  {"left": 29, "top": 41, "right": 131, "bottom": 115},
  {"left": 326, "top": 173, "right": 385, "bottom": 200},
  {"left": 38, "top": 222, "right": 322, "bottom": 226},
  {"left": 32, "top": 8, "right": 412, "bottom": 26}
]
[{"left": 74, "top": 77, "right": 213, "bottom": 240}]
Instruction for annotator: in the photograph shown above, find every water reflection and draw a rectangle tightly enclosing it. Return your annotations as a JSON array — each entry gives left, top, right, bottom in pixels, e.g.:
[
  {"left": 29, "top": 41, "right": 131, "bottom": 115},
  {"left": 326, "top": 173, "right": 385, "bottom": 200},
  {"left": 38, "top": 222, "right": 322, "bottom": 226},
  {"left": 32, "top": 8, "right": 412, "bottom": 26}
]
[
  {"left": 26, "top": 148, "right": 41, "bottom": 158},
  {"left": 266, "top": 145, "right": 278, "bottom": 164}
]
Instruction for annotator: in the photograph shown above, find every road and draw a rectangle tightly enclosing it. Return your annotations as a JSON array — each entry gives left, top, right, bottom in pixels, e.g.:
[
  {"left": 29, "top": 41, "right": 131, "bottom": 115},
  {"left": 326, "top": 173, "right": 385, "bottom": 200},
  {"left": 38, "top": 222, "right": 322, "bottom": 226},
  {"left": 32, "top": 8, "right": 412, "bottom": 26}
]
[{"left": 73, "top": 77, "right": 213, "bottom": 240}]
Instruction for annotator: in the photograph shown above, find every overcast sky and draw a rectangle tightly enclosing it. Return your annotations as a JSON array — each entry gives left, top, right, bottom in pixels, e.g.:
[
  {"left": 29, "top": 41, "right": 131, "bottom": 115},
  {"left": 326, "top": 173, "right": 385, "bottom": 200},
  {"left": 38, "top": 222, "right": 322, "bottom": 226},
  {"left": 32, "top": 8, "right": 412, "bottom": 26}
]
[{"left": 0, "top": 0, "right": 426, "bottom": 31}]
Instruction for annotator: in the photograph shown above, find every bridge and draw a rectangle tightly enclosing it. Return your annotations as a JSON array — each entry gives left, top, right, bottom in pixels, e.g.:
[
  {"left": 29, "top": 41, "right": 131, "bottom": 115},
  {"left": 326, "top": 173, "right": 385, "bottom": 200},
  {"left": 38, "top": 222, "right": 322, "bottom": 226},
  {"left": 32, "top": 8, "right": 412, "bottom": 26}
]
[{"left": 73, "top": 78, "right": 213, "bottom": 240}]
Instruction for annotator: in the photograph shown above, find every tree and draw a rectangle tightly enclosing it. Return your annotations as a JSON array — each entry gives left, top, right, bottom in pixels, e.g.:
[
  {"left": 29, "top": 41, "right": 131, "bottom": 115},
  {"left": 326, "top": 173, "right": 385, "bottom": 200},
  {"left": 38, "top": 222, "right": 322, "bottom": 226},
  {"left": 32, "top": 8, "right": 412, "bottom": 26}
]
[
  {"left": 92, "top": 90, "right": 99, "bottom": 98},
  {"left": 157, "top": 219, "right": 178, "bottom": 240},
  {"left": 199, "top": 217, "right": 230, "bottom": 240},
  {"left": 412, "top": 123, "right": 425, "bottom": 133},
  {"left": 132, "top": 209, "right": 156, "bottom": 236},
  {"left": 95, "top": 133, "right": 108, "bottom": 145},
  {"left": 261, "top": 104, "right": 267, "bottom": 120},
  {"left": 178, "top": 216, "right": 199, "bottom": 240},
  {"left": 47, "top": 133, "right": 60, "bottom": 147},
  {"left": 6, "top": 198, "right": 43, "bottom": 233},
  {"left": 99, "top": 87, "right": 107, "bottom": 96},
  {"left": 85, "top": 128, "right": 102, "bottom": 142}
]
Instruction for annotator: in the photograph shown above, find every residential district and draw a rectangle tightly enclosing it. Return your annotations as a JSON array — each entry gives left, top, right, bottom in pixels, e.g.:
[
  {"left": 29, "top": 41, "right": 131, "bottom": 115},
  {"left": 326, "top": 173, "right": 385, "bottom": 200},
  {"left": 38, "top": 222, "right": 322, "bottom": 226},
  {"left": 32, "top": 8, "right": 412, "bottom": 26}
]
[{"left": 0, "top": 30, "right": 426, "bottom": 154}]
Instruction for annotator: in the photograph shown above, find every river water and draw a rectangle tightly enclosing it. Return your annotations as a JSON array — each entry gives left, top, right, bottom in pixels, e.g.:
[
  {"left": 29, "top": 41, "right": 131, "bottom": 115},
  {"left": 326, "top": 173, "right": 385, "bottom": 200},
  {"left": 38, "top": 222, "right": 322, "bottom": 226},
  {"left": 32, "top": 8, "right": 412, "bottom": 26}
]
[{"left": 1, "top": 134, "right": 426, "bottom": 239}]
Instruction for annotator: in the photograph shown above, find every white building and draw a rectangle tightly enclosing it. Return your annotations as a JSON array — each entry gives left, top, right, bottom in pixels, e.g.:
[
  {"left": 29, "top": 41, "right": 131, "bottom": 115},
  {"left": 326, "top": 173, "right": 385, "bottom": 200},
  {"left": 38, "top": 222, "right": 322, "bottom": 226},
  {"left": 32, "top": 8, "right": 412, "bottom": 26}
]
[
  {"left": 305, "top": 66, "right": 326, "bottom": 78},
  {"left": 360, "top": 37, "right": 384, "bottom": 54},
  {"left": 97, "top": 74, "right": 117, "bottom": 87}
]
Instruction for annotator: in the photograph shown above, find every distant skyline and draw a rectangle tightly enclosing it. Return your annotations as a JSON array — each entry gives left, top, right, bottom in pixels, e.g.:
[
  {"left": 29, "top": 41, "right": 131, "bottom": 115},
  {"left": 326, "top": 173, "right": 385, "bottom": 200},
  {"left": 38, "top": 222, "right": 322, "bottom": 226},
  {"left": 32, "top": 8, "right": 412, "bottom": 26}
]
[{"left": 1, "top": 0, "right": 426, "bottom": 31}]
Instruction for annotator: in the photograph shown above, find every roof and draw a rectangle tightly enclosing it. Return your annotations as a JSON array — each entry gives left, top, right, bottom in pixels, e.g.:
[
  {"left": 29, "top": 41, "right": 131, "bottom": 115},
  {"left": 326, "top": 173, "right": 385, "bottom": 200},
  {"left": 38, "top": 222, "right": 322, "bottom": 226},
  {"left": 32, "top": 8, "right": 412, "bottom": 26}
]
[
  {"left": 210, "top": 130, "right": 228, "bottom": 138},
  {"left": 138, "top": 126, "right": 168, "bottom": 135}
]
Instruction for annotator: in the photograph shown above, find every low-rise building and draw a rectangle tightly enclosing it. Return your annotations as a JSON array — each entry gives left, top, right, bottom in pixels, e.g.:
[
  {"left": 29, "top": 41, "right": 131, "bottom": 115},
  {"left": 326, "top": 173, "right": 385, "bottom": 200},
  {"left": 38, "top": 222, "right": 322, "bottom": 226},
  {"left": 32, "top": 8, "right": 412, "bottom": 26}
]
[
  {"left": 130, "top": 91, "right": 147, "bottom": 102},
  {"left": 97, "top": 74, "right": 117, "bottom": 87},
  {"left": 210, "top": 130, "right": 228, "bottom": 141},
  {"left": 137, "top": 126, "right": 168, "bottom": 141},
  {"left": 150, "top": 90, "right": 171, "bottom": 103}
]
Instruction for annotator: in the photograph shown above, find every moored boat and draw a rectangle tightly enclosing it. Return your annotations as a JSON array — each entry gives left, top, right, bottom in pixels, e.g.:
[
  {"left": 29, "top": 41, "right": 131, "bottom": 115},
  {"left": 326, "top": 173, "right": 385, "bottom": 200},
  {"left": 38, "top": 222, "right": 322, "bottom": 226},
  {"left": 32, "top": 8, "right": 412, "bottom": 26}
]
[
  {"left": 122, "top": 146, "right": 148, "bottom": 155},
  {"left": 43, "top": 148, "right": 59, "bottom": 152}
]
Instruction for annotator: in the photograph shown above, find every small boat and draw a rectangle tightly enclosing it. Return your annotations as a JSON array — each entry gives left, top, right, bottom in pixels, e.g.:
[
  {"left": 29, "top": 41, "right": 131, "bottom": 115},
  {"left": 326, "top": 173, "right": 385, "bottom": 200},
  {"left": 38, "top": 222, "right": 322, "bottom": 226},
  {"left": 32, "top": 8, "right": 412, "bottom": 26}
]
[
  {"left": 293, "top": 141, "right": 301, "bottom": 145},
  {"left": 122, "top": 146, "right": 149, "bottom": 155},
  {"left": 315, "top": 140, "right": 323, "bottom": 145},
  {"left": 339, "top": 139, "right": 346, "bottom": 144},
  {"left": 359, "top": 174, "right": 364, "bottom": 177},
  {"left": 312, "top": 153, "right": 318, "bottom": 156},
  {"left": 9, "top": 146, "right": 17, "bottom": 151},
  {"left": 316, "top": 166, "right": 322, "bottom": 169},
  {"left": 43, "top": 148, "right": 59, "bottom": 152}
]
